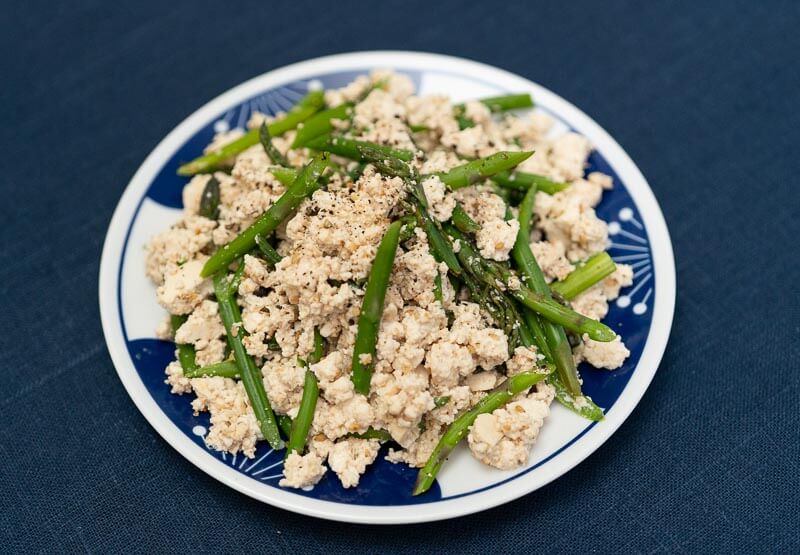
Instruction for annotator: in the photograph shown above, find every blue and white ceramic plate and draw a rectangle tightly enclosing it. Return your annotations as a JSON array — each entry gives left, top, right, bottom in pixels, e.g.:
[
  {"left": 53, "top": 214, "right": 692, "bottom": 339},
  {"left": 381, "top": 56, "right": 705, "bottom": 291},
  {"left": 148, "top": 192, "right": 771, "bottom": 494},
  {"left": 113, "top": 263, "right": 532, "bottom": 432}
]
[{"left": 99, "top": 51, "right": 675, "bottom": 524}]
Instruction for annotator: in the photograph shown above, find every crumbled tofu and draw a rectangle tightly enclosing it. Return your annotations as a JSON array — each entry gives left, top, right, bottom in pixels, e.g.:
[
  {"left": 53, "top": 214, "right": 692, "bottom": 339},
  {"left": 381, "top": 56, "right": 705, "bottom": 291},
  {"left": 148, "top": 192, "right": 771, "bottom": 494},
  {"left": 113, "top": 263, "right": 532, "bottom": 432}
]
[
  {"left": 428, "top": 385, "right": 472, "bottom": 425},
  {"left": 549, "top": 132, "right": 592, "bottom": 181},
  {"left": 262, "top": 357, "right": 307, "bottom": 414},
  {"left": 386, "top": 423, "right": 443, "bottom": 467},
  {"left": 181, "top": 174, "right": 213, "bottom": 216},
  {"left": 405, "top": 95, "right": 458, "bottom": 136},
  {"left": 466, "top": 370, "right": 500, "bottom": 392},
  {"left": 312, "top": 396, "right": 375, "bottom": 440},
  {"left": 280, "top": 451, "right": 327, "bottom": 489},
  {"left": 453, "top": 188, "right": 506, "bottom": 223},
  {"left": 463, "top": 100, "right": 492, "bottom": 126},
  {"left": 588, "top": 171, "right": 614, "bottom": 189},
  {"left": 191, "top": 377, "right": 261, "bottom": 458},
  {"left": 352, "top": 89, "right": 414, "bottom": 150},
  {"left": 371, "top": 367, "right": 434, "bottom": 447},
  {"left": 530, "top": 240, "right": 575, "bottom": 282},
  {"left": 325, "top": 70, "right": 414, "bottom": 108},
  {"left": 324, "top": 75, "right": 371, "bottom": 107},
  {"left": 476, "top": 219, "right": 519, "bottom": 261},
  {"left": 470, "top": 328, "right": 510, "bottom": 370},
  {"left": 145, "top": 216, "right": 216, "bottom": 284},
  {"left": 165, "top": 360, "right": 192, "bottom": 394},
  {"left": 156, "top": 258, "right": 213, "bottom": 315},
  {"left": 467, "top": 394, "right": 550, "bottom": 470},
  {"left": 175, "top": 300, "right": 224, "bottom": 351},
  {"left": 442, "top": 125, "right": 510, "bottom": 159},
  {"left": 392, "top": 240, "right": 441, "bottom": 308},
  {"left": 574, "top": 335, "right": 630, "bottom": 370},
  {"left": 506, "top": 346, "right": 541, "bottom": 376},
  {"left": 155, "top": 315, "right": 172, "bottom": 340},
  {"left": 501, "top": 111, "right": 554, "bottom": 144},
  {"left": 421, "top": 176, "right": 455, "bottom": 222},
  {"left": 426, "top": 341, "right": 477, "bottom": 388},
  {"left": 417, "top": 149, "right": 462, "bottom": 174},
  {"left": 327, "top": 438, "right": 381, "bottom": 488},
  {"left": 533, "top": 185, "right": 609, "bottom": 260}
]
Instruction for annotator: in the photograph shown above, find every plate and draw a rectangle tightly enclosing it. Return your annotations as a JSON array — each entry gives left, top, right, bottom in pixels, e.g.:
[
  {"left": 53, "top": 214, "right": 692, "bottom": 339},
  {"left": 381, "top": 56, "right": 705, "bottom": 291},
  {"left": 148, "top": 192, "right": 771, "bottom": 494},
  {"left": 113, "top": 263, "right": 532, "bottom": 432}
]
[{"left": 99, "top": 51, "right": 675, "bottom": 524}]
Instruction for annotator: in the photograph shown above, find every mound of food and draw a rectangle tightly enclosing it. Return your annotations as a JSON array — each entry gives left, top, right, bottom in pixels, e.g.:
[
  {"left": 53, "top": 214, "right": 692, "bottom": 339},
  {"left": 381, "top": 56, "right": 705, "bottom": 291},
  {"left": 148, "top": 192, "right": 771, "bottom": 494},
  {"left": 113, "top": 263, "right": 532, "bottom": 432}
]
[{"left": 146, "top": 70, "right": 632, "bottom": 494}]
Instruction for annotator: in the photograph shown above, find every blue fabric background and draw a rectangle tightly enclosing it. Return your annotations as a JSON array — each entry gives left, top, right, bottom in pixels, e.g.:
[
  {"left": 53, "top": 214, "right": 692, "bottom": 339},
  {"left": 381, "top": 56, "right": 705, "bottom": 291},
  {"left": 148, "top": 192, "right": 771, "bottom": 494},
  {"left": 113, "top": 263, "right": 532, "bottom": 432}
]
[{"left": 1, "top": 1, "right": 798, "bottom": 552}]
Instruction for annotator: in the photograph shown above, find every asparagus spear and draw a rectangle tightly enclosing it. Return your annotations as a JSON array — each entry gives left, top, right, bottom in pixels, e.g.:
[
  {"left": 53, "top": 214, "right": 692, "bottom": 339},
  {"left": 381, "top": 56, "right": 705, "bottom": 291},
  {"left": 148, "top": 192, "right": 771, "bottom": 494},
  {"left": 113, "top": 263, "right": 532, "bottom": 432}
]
[
  {"left": 434, "top": 151, "right": 534, "bottom": 189},
  {"left": 512, "top": 185, "right": 583, "bottom": 395},
  {"left": 183, "top": 359, "right": 239, "bottom": 379},
  {"left": 278, "top": 415, "right": 293, "bottom": 438},
  {"left": 413, "top": 371, "right": 548, "bottom": 495},
  {"left": 267, "top": 166, "right": 297, "bottom": 186},
  {"left": 305, "top": 134, "right": 415, "bottom": 161},
  {"left": 198, "top": 176, "right": 221, "bottom": 220},
  {"left": 285, "top": 369, "right": 319, "bottom": 458},
  {"left": 201, "top": 153, "right": 330, "bottom": 277},
  {"left": 351, "top": 220, "right": 403, "bottom": 395},
  {"left": 551, "top": 252, "right": 616, "bottom": 300},
  {"left": 549, "top": 374, "right": 605, "bottom": 421},
  {"left": 213, "top": 272, "right": 281, "bottom": 449},
  {"left": 177, "top": 90, "right": 324, "bottom": 175},
  {"left": 291, "top": 103, "right": 353, "bottom": 148},
  {"left": 477, "top": 93, "right": 534, "bottom": 112},
  {"left": 347, "top": 427, "right": 394, "bottom": 441},
  {"left": 259, "top": 121, "right": 289, "bottom": 167},
  {"left": 453, "top": 93, "right": 534, "bottom": 129},
  {"left": 451, "top": 203, "right": 481, "bottom": 233},
  {"left": 254, "top": 234, "right": 282, "bottom": 267},
  {"left": 170, "top": 315, "right": 197, "bottom": 374},
  {"left": 492, "top": 170, "right": 570, "bottom": 195}
]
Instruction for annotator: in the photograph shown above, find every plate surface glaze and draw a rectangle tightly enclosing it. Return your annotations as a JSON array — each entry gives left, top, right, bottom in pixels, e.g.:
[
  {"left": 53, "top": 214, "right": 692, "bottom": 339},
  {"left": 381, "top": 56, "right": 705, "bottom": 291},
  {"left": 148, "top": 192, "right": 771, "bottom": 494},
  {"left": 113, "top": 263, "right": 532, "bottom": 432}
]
[{"left": 99, "top": 51, "right": 675, "bottom": 523}]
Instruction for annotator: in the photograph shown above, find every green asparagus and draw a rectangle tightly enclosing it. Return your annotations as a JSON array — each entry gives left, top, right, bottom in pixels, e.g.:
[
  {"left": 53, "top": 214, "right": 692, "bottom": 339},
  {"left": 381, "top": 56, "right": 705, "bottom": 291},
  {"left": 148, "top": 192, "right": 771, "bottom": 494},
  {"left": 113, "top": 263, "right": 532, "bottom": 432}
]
[
  {"left": 351, "top": 220, "right": 403, "bottom": 395},
  {"left": 254, "top": 234, "right": 282, "bottom": 266},
  {"left": 551, "top": 252, "right": 616, "bottom": 300},
  {"left": 177, "top": 90, "right": 324, "bottom": 175},
  {"left": 434, "top": 151, "right": 533, "bottom": 189},
  {"left": 305, "top": 134, "right": 415, "bottom": 162},
  {"left": 213, "top": 272, "right": 281, "bottom": 449},
  {"left": 347, "top": 427, "right": 394, "bottom": 441},
  {"left": 259, "top": 121, "right": 289, "bottom": 167},
  {"left": 184, "top": 360, "right": 239, "bottom": 379},
  {"left": 198, "top": 176, "right": 221, "bottom": 219},
  {"left": 291, "top": 103, "right": 353, "bottom": 148},
  {"left": 451, "top": 203, "right": 481, "bottom": 233},
  {"left": 285, "top": 369, "right": 319, "bottom": 458},
  {"left": 512, "top": 185, "right": 582, "bottom": 395},
  {"left": 492, "top": 170, "right": 570, "bottom": 195},
  {"left": 170, "top": 315, "right": 197, "bottom": 373}
]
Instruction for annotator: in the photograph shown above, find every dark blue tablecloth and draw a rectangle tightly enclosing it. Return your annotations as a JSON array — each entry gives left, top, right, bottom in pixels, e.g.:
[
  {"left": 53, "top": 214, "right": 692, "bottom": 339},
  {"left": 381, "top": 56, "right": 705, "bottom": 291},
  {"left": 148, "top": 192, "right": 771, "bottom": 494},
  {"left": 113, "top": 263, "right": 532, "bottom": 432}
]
[{"left": 2, "top": 1, "right": 798, "bottom": 552}]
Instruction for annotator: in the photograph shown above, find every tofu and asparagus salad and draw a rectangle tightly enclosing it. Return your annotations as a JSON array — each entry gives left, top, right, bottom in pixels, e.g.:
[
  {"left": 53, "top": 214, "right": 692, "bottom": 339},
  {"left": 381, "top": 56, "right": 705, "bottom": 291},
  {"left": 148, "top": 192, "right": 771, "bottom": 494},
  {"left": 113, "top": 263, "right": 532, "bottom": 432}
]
[{"left": 146, "top": 71, "right": 633, "bottom": 494}]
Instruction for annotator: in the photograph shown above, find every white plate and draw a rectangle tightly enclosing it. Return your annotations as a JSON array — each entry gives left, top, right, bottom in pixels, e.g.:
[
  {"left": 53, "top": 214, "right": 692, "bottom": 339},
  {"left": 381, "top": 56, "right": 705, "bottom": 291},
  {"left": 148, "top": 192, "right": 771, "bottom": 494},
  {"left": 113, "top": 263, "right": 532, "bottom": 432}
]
[{"left": 99, "top": 51, "right": 675, "bottom": 524}]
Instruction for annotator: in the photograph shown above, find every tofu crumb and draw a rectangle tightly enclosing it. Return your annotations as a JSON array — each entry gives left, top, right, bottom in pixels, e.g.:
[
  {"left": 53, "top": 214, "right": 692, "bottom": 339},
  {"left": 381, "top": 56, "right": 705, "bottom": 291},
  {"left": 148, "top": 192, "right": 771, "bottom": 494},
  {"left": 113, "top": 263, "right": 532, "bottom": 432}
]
[
  {"left": 280, "top": 451, "right": 327, "bottom": 489},
  {"left": 574, "top": 334, "right": 630, "bottom": 370},
  {"left": 327, "top": 438, "right": 381, "bottom": 488},
  {"left": 467, "top": 393, "right": 550, "bottom": 470}
]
